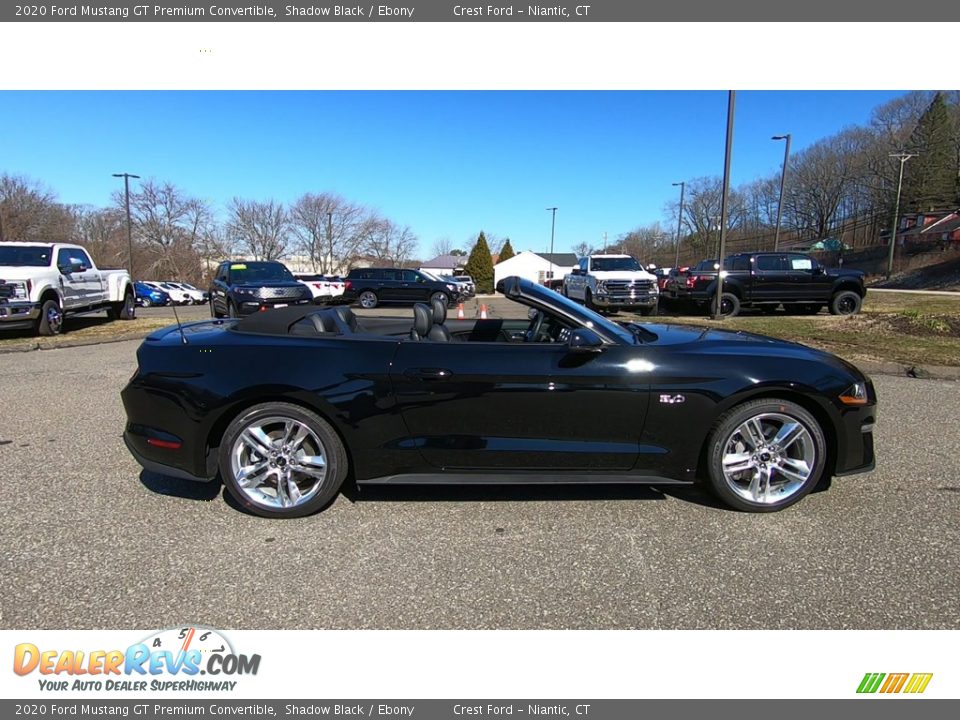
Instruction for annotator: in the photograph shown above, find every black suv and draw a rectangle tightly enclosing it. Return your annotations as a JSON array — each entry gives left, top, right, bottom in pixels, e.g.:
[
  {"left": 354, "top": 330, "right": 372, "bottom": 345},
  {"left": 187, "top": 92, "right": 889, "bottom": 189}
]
[
  {"left": 209, "top": 261, "right": 313, "bottom": 318},
  {"left": 343, "top": 268, "right": 463, "bottom": 309}
]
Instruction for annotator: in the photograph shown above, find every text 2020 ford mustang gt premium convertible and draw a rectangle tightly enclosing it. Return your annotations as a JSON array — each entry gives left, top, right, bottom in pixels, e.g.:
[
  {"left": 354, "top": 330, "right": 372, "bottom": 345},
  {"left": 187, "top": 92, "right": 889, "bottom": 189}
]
[{"left": 122, "top": 276, "right": 876, "bottom": 518}]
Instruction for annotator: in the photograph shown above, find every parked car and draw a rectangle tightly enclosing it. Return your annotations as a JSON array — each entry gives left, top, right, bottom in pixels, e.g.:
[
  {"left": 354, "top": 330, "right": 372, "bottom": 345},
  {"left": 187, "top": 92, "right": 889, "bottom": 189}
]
[
  {"left": 134, "top": 281, "right": 171, "bottom": 307},
  {"left": 452, "top": 275, "right": 476, "bottom": 296},
  {"left": 165, "top": 281, "right": 207, "bottom": 304},
  {"left": 0, "top": 241, "right": 135, "bottom": 336},
  {"left": 342, "top": 267, "right": 463, "bottom": 309},
  {"left": 294, "top": 273, "right": 347, "bottom": 304},
  {"left": 562, "top": 254, "right": 659, "bottom": 315},
  {"left": 209, "top": 260, "right": 313, "bottom": 318},
  {"left": 685, "top": 252, "right": 867, "bottom": 317},
  {"left": 142, "top": 281, "right": 191, "bottom": 306},
  {"left": 652, "top": 267, "right": 676, "bottom": 292},
  {"left": 122, "top": 276, "right": 876, "bottom": 518}
]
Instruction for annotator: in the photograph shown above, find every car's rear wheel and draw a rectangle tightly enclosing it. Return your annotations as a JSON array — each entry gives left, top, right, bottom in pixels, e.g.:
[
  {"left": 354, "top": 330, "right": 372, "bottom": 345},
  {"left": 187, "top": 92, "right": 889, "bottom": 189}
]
[
  {"left": 358, "top": 290, "right": 378, "bottom": 309},
  {"left": 706, "top": 398, "right": 826, "bottom": 512},
  {"left": 108, "top": 291, "right": 136, "bottom": 321},
  {"left": 710, "top": 292, "right": 741, "bottom": 318},
  {"left": 219, "top": 402, "right": 348, "bottom": 518},
  {"left": 830, "top": 290, "right": 861, "bottom": 316},
  {"left": 141, "top": 297, "right": 152, "bottom": 308}
]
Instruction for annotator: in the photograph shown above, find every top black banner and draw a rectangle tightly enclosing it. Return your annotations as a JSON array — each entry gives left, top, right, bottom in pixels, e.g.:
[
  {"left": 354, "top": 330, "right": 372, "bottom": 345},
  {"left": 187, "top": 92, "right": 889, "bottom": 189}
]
[{"left": 5, "top": 0, "right": 956, "bottom": 21}]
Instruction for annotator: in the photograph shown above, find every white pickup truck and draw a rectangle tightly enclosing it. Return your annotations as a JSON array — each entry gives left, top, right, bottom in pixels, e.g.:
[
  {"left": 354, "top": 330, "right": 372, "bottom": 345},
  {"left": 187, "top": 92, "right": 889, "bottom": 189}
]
[
  {"left": 562, "top": 254, "right": 659, "bottom": 315},
  {"left": 0, "top": 241, "right": 136, "bottom": 336}
]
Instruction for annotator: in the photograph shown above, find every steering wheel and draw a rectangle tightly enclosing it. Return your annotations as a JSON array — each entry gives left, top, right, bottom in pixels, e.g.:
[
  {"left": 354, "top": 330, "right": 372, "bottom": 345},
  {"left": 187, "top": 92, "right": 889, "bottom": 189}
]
[{"left": 525, "top": 309, "right": 546, "bottom": 343}]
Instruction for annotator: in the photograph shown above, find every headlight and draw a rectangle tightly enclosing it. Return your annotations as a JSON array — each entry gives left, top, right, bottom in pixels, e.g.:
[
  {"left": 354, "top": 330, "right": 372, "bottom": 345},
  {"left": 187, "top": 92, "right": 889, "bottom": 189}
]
[
  {"left": 839, "top": 382, "right": 868, "bottom": 406},
  {"left": 595, "top": 281, "right": 606, "bottom": 292},
  {"left": 235, "top": 288, "right": 255, "bottom": 296},
  {"left": 447, "top": 284, "right": 457, "bottom": 291}
]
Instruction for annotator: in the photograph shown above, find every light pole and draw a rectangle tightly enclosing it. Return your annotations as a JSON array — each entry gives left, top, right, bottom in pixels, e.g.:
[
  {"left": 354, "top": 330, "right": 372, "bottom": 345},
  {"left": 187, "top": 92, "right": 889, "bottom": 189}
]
[
  {"left": 887, "top": 152, "right": 917, "bottom": 279},
  {"left": 546, "top": 206, "right": 557, "bottom": 282},
  {"left": 326, "top": 211, "right": 333, "bottom": 273},
  {"left": 714, "top": 91, "right": 736, "bottom": 320},
  {"left": 672, "top": 181, "right": 685, "bottom": 268},
  {"left": 112, "top": 173, "right": 140, "bottom": 278},
  {"left": 772, "top": 133, "right": 792, "bottom": 251}
]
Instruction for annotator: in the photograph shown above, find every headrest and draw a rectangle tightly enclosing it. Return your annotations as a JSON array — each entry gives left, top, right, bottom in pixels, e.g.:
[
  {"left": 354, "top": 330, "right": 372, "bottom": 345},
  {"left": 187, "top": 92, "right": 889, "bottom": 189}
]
[
  {"left": 334, "top": 306, "right": 359, "bottom": 332},
  {"left": 413, "top": 303, "right": 433, "bottom": 337},
  {"left": 431, "top": 297, "right": 447, "bottom": 324}
]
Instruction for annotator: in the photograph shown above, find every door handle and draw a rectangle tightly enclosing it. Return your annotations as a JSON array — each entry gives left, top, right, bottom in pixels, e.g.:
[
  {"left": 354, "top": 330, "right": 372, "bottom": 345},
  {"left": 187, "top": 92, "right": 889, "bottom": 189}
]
[{"left": 403, "top": 368, "right": 453, "bottom": 381}]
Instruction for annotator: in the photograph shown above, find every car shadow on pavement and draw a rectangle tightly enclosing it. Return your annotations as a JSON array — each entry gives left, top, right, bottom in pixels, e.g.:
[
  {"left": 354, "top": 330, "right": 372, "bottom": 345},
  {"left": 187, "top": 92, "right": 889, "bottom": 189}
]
[{"left": 139, "top": 470, "right": 222, "bottom": 502}]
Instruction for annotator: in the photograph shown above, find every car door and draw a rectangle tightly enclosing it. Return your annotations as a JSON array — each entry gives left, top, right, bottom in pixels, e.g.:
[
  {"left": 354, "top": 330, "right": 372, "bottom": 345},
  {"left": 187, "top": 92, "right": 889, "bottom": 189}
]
[
  {"left": 787, "top": 254, "right": 831, "bottom": 301},
  {"left": 751, "top": 254, "right": 789, "bottom": 301},
  {"left": 389, "top": 338, "right": 647, "bottom": 471},
  {"left": 55, "top": 248, "right": 86, "bottom": 309},
  {"left": 398, "top": 269, "right": 430, "bottom": 302},
  {"left": 210, "top": 264, "right": 229, "bottom": 313}
]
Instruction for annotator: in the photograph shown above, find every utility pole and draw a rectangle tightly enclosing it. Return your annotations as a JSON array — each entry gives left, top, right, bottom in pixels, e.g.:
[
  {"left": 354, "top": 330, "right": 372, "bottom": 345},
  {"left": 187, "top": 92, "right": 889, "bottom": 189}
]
[
  {"left": 546, "top": 207, "right": 557, "bottom": 282},
  {"left": 112, "top": 172, "right": 140, "bottom": 278},
  {"left": 672, "top": 181, "right": 685, "bottom": 268},
  {"left": 772, "top": 134, "right": 792, "bottom": 250},
  {"left": 886, "top": 152, "right": 916, "bottom": 279},
  {"left": 713, "top": 91, "right": 736, "bottom": 320},
  {"left": 326, "top": 211, "right": 333, "bottom": 274}
]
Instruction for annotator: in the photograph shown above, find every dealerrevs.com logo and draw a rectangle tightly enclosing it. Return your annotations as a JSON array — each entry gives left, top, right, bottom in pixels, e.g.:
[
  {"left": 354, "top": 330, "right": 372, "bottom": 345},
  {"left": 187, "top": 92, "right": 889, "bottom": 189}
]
[
  {"left": 857, "top": 673, "right": 933, "bottom": 694},
  {"left": 13, "top": 627, "right": 261, "bottom": 692}
]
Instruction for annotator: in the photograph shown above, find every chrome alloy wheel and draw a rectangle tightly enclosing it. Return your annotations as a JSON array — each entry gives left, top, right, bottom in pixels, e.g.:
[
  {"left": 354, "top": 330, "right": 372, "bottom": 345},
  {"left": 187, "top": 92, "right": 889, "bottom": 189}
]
[
  {"left": 719, "top": 412, "right": 816, "bottom": 505},
  {"left": 46, "top": 304, "right": 64, "bottom": 334},
  {"left": 229, "top": 416, "right": 328, "bottom": 510}
]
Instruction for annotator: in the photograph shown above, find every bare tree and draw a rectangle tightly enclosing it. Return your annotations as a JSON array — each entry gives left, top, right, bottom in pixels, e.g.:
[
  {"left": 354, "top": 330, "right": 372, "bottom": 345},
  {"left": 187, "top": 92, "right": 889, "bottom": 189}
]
[
  {"left": 360, "top": 216, "right": 418, "bottom": 267},
  {"left": 430, "top": 236, "right": 454, "bottom": 258},
  {"left": 227, "top": 198, "right": 290, "bottom": 261},
  {"left": 70, "top": 205, "right": 126, "bottom": 268},
  {"left": 571, "top": 241, "right": 593, "bottom": 259},
  {"left": 0, "top": 174, "right": 74, "bottom": 242},
  {"left": 122, "top": 179, "right": 214, "bottom": 280},
  {"left": 290, "top": 193, "right": 368, "bottom": 274}
]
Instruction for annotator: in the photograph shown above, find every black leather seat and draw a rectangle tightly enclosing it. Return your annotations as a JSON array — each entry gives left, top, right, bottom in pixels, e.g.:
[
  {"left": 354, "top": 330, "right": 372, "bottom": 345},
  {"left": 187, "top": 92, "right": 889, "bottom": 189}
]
[
  {"left": 410, "top": 303, "right": 433, "bottom": 340},
  {"left": 428, "top": 297, "right": 452, "bottom": 342},
  {"left": 334, "top": 306, "right": 360, "bottom": 333}
]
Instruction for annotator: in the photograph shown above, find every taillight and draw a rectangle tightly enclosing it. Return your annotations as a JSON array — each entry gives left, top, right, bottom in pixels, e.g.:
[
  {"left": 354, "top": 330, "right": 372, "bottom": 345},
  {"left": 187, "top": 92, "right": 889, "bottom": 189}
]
[
  {"left": 345, "top": 280, "right": 353, "bottom": 291},
  {"left": 686, "top": 276, "right": 697, "bottom": 287}
]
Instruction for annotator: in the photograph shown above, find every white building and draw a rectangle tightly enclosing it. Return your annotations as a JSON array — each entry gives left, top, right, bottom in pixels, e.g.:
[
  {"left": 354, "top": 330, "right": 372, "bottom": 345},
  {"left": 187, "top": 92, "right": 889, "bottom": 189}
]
[{"left": 493, "top": 251, "right": 578, "bottom": 290}]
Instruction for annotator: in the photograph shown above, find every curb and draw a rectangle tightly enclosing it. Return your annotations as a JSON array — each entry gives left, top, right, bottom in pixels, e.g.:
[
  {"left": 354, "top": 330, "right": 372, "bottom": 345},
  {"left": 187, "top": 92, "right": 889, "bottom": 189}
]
[
  {"left": 851, "top": 359, "right": 960, "bottom": 381},
  {"left": 0, "top": 332, "right": 151, "bottom": 355}
]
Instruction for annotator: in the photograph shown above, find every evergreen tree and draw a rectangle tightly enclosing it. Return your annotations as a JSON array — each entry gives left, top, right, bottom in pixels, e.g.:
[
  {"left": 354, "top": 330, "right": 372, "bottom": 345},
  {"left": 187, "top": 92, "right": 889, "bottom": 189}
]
[
  {"left": 902, "top": 92, "right": 957, "bottom": 212},
  {"left": 465, "top": 231, "right": 494, "bottom": 293},
  {"left": 497, "top": 238, "right": 516, "bottom": 263}
]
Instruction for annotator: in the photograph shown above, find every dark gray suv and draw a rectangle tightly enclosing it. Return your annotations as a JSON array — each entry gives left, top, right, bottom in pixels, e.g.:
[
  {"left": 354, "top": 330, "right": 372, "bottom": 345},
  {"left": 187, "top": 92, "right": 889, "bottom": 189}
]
[{"left": 343, "top": 268, "right": 462, "bottom": 309}]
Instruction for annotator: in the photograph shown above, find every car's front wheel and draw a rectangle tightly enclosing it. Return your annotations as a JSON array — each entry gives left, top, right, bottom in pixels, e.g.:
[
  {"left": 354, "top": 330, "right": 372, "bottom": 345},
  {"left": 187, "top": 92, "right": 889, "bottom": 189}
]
[
  {"left": 141, "top": 297, "right": 152, "bottom": 308},
  {"left": 36, "top": 298, "right": 63, "bottom": 336},
  {"left": 710, "top": 292, "right": 741, "bottom": 318},
  {"left": 430, "top": 291, "right": 450, "bottom": 307},
  {"left": 706, "top": 398, "right": 827, "bottom": 512},
  {"left": 219, "top": 402, "right": 348, "bottom": 518},
  {"left": 830, "top": 290, "right": 861, "bottom": 316}
]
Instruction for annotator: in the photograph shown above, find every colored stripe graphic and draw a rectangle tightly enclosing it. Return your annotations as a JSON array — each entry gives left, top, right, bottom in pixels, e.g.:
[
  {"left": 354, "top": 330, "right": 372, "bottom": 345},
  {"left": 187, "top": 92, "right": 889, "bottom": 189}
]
[
  {"left": 903, "top": 673, "right": 933, "bottom": 694},
  {"left": 880, "top": 673, "right": 909, "bottom": 693},
  {"left": 857, "top": 673, "right": 885, "bottom": 693}
]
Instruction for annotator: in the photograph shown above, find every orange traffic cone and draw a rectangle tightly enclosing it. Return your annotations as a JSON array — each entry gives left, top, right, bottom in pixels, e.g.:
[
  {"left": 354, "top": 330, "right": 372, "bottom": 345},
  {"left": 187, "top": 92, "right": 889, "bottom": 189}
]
[
  {"left": 457, "top": 303, "right": 465, "bottom": 320},
  {"left": 479, "top": 304, "right": 488, "bottom": 320}
]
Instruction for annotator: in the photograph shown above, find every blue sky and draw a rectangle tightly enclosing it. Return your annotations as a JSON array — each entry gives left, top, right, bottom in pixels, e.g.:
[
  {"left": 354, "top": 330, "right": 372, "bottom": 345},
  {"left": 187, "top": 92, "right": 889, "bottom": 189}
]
[{"left": 0, "top": 90, "right": 905, "bottom": 257}]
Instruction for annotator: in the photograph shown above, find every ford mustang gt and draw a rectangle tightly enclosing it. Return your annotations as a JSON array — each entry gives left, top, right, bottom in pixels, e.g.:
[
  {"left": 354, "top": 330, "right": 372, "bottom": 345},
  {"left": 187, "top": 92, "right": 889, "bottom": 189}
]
[{"left": 122, "top": 276, "right": 876, "bottom": 518}]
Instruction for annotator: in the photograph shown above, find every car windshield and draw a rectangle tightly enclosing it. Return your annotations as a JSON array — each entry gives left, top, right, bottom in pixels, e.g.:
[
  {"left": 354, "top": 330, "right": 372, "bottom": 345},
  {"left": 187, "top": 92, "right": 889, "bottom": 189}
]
[
  {"left": 421, "top": 270, "right": 447, "bottom": 282},
  {"left": 229, "top": 262, "right": 294, "bottom": 283},
  {"left": 511, "top": 280, "right": 636, "bottom": 344},
  {"left": 591, "top": 257, "right": 642, "bottom": 272},
  {"left": 0, "top": 245, "right": 53, "bottom": 267}
]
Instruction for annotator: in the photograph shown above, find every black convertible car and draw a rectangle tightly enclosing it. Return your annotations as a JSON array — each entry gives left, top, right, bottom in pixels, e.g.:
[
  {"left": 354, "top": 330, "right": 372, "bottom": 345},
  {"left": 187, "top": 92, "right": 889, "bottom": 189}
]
[{"left": 122, "top": 277, "right": 876, "bottom": 518}]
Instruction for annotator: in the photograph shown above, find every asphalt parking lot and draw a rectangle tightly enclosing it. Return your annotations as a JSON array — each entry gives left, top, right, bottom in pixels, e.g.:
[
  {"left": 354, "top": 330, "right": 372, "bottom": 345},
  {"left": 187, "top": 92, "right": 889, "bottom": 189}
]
[{"left": 1, "top": 309, "right": 958, "bottom": 630}]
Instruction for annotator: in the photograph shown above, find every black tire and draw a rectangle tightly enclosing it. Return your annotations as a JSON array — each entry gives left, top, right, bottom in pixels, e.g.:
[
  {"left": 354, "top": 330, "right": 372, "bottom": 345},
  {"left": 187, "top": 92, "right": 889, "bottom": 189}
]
[
  {"left": 710, "top": 292, "right": 741, "bottom": 318},
  {"left": 430, "top": 291, "right": 450, "bottom": 307},
  {"left": 219, "top": 402, "right": 349, "bottom": 518},
  {"left": 358, "top": 290, "right": 379, "bottom": 309},
  {"left": 705, "top": 398, "right": 827, "bottom": 513},
  {"left": 830, "top": 290, "right": 861, "bottom": 316},
  {"left": 36, "top": 298, "right": 64, "bottom": 336},
  {"left": 108, "top": 291, "right": 137, "bottom": 321},
  {"left": 228, "top": 301, "right": 239, "bottom": 318},
  {"left": 584, "top": 289, "right": 596, "bottom": 311},
  {"left": 141, "top": 297, "right": 152, "bottom": 308}
]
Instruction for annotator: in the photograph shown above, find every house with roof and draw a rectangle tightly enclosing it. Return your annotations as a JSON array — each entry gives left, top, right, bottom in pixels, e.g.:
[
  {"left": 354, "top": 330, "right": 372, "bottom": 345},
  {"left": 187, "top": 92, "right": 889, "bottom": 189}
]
[
  {"left": 493, "top": 251, "right": 579, "bottom": 290},
  {"left": 419, "top": 254, "right": 467, "bottom": 277}
]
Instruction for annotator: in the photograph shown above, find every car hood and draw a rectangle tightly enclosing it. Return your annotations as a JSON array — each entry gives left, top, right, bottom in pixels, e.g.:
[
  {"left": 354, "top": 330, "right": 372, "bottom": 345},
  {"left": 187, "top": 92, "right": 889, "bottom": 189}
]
[{"left": 590, "top": 271, "right": 656, "bottom": 281}]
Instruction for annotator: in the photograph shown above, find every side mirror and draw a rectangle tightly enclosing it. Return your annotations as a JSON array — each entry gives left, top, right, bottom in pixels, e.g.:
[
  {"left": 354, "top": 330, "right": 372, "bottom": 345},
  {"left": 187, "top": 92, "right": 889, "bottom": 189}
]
[
  {"left": 570, "top": 268, "right": 582, "bottom": 276},
  {"left": 568, "top": 327, "right": 604, "bottom": 353}
]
